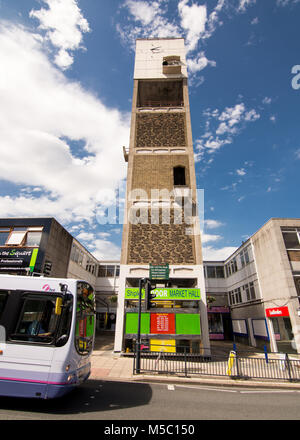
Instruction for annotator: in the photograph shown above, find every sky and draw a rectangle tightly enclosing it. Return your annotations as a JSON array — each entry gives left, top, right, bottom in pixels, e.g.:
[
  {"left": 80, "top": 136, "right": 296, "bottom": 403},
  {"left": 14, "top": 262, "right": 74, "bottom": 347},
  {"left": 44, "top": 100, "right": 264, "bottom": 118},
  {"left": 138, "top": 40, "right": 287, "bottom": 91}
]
[{"left": 0, "top": 0, "right": 299, "bottom": 261}]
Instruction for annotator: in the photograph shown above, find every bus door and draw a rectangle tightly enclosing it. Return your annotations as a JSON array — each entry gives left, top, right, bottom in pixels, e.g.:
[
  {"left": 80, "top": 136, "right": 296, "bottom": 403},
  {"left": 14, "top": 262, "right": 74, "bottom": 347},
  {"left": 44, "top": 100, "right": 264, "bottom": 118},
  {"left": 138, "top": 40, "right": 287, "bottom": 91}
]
[{"left": 75, "top": 282, "right": 96, "bottom": 357}]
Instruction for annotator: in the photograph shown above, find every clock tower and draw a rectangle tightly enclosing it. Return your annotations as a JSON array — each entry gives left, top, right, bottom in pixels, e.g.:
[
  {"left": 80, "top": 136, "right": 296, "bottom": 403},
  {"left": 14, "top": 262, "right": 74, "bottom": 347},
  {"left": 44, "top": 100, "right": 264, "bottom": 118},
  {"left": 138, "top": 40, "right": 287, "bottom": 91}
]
[{"left": 114, "top": 38, "right": 210, "bottom": 355}]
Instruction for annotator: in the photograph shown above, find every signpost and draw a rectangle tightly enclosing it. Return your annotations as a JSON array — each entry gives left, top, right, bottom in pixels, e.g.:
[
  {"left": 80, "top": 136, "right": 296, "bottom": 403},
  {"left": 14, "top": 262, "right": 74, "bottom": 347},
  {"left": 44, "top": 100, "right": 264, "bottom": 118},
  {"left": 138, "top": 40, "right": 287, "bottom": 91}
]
[{"left": 149, "top": 264, "right": 169, "bottom": 280}]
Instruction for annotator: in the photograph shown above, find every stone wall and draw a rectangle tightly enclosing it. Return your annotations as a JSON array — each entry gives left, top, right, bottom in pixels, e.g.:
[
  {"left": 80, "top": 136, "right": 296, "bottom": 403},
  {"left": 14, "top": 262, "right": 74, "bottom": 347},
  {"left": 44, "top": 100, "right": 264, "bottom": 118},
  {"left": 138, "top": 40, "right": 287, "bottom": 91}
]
[
  {"left": 136, "top": 113, "right": 186, "bottom": 148},
  {"left": 131, "top": 154, "right": 190, "bottom": 193},
  {"left": 127, "top": 210, "right": 195, "bottom": 265}
]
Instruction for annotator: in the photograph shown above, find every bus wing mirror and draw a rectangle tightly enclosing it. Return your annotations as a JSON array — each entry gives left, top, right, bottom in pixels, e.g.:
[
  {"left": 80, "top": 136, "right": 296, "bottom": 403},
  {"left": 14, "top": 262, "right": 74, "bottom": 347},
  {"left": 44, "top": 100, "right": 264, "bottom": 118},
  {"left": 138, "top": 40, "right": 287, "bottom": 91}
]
[{"left": 55, "top": 297, "right": 63, "bottom": 315}]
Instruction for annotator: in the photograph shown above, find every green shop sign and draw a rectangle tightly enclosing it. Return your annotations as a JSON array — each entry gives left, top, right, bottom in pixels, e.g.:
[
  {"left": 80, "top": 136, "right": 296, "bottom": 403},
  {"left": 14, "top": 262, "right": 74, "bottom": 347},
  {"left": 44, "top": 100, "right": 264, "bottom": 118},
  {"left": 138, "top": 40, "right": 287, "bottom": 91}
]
[{"left": 125, "top": 287, "right": 201, "bottom": 301}]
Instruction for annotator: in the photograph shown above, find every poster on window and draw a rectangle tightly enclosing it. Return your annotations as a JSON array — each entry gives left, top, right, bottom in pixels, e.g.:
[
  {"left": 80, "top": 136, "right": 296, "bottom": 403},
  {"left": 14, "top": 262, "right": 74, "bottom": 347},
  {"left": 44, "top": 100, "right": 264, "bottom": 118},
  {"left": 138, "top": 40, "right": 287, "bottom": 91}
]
[{"left": 150, "top": 313, "right": 175, "bottom": 334}]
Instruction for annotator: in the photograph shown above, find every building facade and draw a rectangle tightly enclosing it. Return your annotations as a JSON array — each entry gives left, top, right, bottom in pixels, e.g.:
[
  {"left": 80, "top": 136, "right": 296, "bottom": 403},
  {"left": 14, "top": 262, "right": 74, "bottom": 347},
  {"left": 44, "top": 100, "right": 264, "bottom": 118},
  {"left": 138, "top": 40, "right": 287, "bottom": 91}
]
[
  {"left": 114, "top": 38, "right": 210, "bottom": 354},
  {"left": 0, "top": 217, "right": 72, "bottom": 277},
  {"left": 205, "top": 218, "right": 300, "bottom": 354}
]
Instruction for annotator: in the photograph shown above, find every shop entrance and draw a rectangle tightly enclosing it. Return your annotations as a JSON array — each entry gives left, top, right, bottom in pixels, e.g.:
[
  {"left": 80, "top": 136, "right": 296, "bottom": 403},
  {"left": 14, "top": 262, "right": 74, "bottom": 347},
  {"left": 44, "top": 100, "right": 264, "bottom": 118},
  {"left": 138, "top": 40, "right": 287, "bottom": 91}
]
[{"left": 272, "top": 316, "right": 296, "bottom": 353}]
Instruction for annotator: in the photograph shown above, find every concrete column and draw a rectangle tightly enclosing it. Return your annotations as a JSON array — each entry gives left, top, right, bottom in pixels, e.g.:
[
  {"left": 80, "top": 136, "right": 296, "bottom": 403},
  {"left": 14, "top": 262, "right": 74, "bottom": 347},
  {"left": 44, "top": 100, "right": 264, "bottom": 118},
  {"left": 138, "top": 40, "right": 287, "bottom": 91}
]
[{"left": 114, "top": 264, "right": 127, "bottom": 352}]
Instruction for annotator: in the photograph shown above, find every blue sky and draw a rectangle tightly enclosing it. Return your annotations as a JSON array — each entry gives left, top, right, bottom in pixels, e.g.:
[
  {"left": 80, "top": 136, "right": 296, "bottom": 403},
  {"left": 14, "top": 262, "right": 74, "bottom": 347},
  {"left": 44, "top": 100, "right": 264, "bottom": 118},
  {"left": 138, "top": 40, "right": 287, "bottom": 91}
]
[{"left": 0, "top": 0, "right": 299, "bottom": 261}]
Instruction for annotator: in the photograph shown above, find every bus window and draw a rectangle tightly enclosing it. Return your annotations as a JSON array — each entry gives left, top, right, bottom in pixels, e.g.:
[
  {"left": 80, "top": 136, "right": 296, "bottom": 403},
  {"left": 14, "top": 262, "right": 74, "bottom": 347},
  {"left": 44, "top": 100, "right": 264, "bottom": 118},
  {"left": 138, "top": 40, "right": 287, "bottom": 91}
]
[
  {"left": 12, "top": 295, "right": 60, "bottom": 343},
  {"left": 55, "top": 296, "right": 73, "bottom": 347},
  {"left": 75, "top": 282, "right": 95, "bottom": 354},
  {"left": 0, "top": 291, "right": 9, "bottom": 319}
]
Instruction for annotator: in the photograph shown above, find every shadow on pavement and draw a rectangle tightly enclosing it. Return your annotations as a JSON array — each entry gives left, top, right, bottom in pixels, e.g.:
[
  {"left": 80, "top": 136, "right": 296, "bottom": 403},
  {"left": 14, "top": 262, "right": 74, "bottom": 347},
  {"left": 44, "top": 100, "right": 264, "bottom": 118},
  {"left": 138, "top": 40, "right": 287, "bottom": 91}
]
[{"left": 0, "top": 380, "right": 152, "bottom": 416}]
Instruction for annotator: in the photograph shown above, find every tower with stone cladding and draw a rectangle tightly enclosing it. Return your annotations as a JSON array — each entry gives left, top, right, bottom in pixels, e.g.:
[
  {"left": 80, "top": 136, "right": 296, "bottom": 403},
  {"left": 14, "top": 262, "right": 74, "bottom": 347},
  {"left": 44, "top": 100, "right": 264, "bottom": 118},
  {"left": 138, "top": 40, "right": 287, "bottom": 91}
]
[{"left": 114, "top": 38, "right": 210, "bottom": 355}]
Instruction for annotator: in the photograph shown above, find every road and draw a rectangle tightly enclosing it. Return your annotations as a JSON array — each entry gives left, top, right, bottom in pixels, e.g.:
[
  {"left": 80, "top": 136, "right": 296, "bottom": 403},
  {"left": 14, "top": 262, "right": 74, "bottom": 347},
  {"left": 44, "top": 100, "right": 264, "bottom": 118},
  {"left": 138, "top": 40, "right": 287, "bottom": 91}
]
[{"left": 0, "top": 379, "right": 299, "bottom": 422}]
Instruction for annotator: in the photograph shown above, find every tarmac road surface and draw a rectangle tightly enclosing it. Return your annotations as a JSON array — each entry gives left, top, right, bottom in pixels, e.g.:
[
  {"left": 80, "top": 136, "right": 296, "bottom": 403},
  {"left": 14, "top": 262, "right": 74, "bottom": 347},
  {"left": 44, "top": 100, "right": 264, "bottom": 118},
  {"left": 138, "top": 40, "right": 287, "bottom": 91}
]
[{"left": 0, "top": 379, "right": 300, "bottom": 421}]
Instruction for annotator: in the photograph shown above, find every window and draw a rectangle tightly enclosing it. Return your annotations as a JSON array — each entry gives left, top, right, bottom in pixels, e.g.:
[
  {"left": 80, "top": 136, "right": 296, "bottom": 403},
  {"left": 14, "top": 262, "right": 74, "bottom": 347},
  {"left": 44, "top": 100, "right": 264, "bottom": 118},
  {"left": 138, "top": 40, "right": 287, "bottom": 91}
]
[
  {"left": 216, "top": 266, "right": 225, "bottom": 278},
  {"left": 207, "top": 266, "right": 216, "bottom": 278},
  {"left": 235, "top": 288, "right": 242, "bottom": 303},
  {"left": 242, "top": 282, "right": 256, "bottom": 302},
  {"left": 98, "top": 265, "right": 119, "bottom": 277},
  {"left": 282, "top": 232, "right": 300, "bottom": 250},
  {"left": 206, "top": 266, "right": 225, "bottom": 278},
  {"left": 26, "top": 231, "right": 42, "bottom": 247},
  {"left": 173, "top": 166, "right": 186, "bottom": 186},
  {"left": 0, "top": 230, "right": 10, "bottom": 246},
  {"left": 6, "top": 231, "right": 27, "bottom": 246},
  {"left": 12, "top": 295, "right": 60, "bottom": 343},
  {"left": 75, "top": 282, "right": 95, "bottom": 355},
  {"left": 226, "top": 258, "right": 237, "bottom": 277},
  {"left": 208, "top": 313, "right": 224, "bottom": 334},
  {"left": 229, "top": 288, "right": 242, "bottom": 305},
  {"left": 106, "top": 265, "right": 115, "bottom": 277},
  {"left": 70, "top": 244, "right": 84, "bottom": 265},
  {"left": 0, "top": 291, "right": 9, "bottom": 319},
  {"left": 240, "top": 247, "right": 250, "bottom": 267}
]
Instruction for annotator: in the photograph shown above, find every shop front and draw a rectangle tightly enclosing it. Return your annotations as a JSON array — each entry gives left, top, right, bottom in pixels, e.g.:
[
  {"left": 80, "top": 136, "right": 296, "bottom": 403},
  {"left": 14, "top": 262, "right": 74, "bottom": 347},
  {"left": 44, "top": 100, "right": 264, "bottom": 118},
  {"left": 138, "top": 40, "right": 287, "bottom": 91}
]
[
  {"left": 207, "top": 306, "right": 232, "bottom": 340},
  {"left": 124, "top": 287, "right": 202, "bottom": 353},
  {"left": 266, "top": 306, "right": 297, "bottom": 353}
]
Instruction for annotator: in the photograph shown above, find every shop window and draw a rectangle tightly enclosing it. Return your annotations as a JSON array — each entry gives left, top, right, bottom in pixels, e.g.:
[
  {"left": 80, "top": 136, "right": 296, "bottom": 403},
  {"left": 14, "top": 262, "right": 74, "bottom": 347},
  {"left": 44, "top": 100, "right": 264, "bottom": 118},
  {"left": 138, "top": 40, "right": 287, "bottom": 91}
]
[
  {"left": 208, "top": 313, "right": 224, "bottom": 334},
  {"left": 173, "top": 166, "right": 186, "bottom": 186}
]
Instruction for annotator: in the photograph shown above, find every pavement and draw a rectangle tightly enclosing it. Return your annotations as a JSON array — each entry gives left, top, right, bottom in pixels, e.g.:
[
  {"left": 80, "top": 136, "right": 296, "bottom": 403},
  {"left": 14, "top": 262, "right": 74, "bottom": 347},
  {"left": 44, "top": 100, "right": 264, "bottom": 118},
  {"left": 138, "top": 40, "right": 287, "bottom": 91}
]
[{"left": 90, "top": 333, "right": 300, "bottom": 390}]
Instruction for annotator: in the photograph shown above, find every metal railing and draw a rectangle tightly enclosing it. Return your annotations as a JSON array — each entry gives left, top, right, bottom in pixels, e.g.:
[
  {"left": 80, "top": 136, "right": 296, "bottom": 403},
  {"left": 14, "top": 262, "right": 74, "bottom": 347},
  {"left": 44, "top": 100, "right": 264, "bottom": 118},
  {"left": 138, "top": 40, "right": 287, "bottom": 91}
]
[{"left": 133, "top": 344, "right": 300, "bottom": 382}]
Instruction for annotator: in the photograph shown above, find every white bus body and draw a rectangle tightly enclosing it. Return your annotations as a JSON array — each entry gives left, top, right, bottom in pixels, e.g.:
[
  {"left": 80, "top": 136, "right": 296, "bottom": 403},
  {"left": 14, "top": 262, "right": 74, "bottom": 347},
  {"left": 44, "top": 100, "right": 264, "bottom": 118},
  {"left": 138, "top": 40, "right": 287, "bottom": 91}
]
[{"left": 0, "top": 275, "right": 96, "bottom": 399}]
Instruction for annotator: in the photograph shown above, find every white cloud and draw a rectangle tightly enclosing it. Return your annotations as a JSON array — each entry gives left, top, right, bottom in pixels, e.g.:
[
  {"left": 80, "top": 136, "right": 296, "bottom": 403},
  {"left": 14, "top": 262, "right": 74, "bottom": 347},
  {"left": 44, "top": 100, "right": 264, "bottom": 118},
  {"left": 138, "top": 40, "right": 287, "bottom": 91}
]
[
  {"left": 245, "top": 109, "right": 260, "bottom": 121},
  {"left": 201, "top": 233, "right": 222, "bottom": 244},
  {"left": 195, "top": 102, "right": 261, "bottom": 159},
  {"left": 295, "top": 149, "right": 300, "bottom": 159},
  {"left": 29, "top": 0, "right": 90, "bottom": 69},
  {"left": 204, "top": 219, "right": 225, "bottom": 229},
  {"left": 251, "top": 17, "right": 259, "bottom": 25},
  {"left": 90, "top": 239, "right": 121, "bottom": 260},
  {"left": 238, "top": 0, "right": 256, "bottom": 13},
  {"left": 117, "top": 0, "right": 180, "bottom": 50},
  {"left": 0, "top": 21, "right": 130, "bottom": 225},
  {"left": 178, "top": 0, "right": 207, "bottom": 53},
  {"left": 187, "top": 53, "right": 216, "bottom": 74},
  {"left": 125, "top": 0, "right": 161, "bottom": 26},
  {"left": 262, "top": 97, "right": 272, "bottom": 105},
  {"left": 236, "top": 168, "right": 246, "bottom": 176},
  {"left": 76, "top": 231, "right": 95, "bottom": 242},
  {"left": 270, "top": 115, "right": 276, "bottom": 123},
  {"left": 276, "top": 0, "right": 300, "bottom": 6},
  {"left": 202, "top": 245, "right": 237, "bottom": 261}
]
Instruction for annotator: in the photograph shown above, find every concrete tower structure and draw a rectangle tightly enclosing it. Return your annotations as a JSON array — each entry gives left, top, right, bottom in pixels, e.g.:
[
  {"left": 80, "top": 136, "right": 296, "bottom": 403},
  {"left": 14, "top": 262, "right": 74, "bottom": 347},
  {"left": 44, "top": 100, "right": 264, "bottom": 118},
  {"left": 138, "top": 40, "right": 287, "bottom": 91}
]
[{"left": 114, "top": 38, "right": 210, "bottom": 354}]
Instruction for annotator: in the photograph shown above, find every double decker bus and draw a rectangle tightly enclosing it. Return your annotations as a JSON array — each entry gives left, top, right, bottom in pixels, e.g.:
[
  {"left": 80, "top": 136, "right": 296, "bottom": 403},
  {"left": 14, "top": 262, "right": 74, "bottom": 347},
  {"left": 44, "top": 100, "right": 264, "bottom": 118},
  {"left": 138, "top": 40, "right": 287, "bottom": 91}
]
[{"left": 0, "top": 274, "right": 96, "bottom": 399}]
